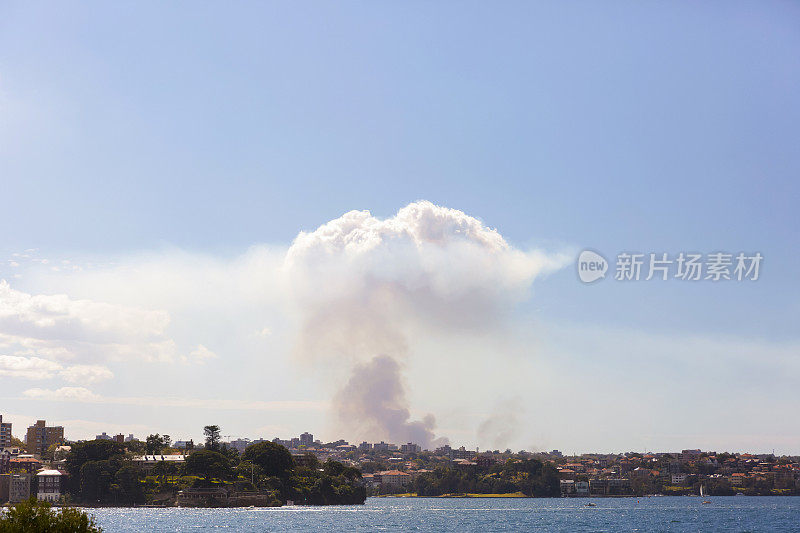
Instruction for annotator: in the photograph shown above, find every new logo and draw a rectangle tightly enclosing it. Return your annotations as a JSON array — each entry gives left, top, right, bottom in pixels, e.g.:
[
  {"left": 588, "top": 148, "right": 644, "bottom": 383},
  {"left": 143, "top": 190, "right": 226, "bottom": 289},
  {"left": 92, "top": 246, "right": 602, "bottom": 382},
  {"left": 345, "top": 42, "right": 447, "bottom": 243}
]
[{"left": 577, "top": 250, "right": 608, "bottom": 283}]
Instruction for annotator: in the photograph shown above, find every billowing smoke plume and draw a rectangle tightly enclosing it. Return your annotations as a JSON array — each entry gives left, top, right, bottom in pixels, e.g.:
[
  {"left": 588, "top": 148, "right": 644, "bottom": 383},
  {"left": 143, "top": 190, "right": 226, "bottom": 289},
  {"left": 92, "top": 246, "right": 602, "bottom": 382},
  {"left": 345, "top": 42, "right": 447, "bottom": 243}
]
[
  {"left": 285, "top": 201, "right": 565, "bottom": 449},
  {"left": 334, "top": 355, "right": 444, "bottom": 448},
  {"left": 476, "top": 398, "right": 524, "bottom": 451}
]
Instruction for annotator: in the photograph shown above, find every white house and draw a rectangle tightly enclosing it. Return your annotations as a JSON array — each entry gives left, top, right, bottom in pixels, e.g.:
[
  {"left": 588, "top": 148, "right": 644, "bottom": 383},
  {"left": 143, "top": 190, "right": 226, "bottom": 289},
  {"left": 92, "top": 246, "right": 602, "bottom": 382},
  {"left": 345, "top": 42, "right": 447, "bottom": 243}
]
[{"left": 36, "top": 469, "right": 63, "bottom": 502}]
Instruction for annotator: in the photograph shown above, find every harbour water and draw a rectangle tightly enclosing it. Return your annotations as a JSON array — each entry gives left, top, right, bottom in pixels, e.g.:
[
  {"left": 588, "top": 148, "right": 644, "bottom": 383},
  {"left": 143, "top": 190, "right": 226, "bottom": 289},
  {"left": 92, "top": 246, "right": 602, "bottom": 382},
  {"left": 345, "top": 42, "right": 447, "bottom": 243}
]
[{"left": 86, "top": 496, "right": 800, "bottom": 532}]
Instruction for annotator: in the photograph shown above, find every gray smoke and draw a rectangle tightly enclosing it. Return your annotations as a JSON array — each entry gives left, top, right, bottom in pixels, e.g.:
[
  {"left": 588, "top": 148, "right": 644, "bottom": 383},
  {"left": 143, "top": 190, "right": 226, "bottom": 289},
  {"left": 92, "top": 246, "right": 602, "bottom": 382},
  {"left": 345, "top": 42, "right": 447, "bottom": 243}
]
[
  {"left": 285, "top": 201, "right": 567, "bottom": 449},
  {"left": 333, "top": 354, "right": 446, "bottom": 449},
  {"left": 476, "top": 398, "right": 524, "bottom": 450}
]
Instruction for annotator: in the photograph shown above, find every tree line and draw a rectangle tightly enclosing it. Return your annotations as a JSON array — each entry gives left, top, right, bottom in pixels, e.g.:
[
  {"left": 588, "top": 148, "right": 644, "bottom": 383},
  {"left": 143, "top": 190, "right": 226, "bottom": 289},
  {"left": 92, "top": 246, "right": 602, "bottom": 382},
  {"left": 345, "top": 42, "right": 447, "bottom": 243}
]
[
  {"left": 386, "top": 459, "right": 561, "bottom": 497},
  {"left": 62, "top": 426, "right": 365, "bottom": 506}
]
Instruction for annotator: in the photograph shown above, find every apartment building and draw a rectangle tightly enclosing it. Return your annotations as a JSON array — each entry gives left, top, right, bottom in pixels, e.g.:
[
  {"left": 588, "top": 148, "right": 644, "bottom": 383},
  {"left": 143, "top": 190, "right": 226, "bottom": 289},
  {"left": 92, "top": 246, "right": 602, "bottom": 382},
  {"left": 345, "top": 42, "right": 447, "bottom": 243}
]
[
  {"left": 0, "top": 415, "right": 12, "bottom": 448},
  {"left": 25, "top": 420, "right": 64, "bottom": 457}
]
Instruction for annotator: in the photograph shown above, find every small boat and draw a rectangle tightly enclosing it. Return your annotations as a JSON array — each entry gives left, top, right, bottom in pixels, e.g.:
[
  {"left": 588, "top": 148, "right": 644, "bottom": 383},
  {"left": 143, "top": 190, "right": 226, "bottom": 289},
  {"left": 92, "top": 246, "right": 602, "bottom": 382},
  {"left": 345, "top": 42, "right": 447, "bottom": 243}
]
[
  {"left": 585, "top": 502, "right": 596, "bottom": 507},
  {"left": 700, "top": 484, "right": 711, "bottom": 504}
]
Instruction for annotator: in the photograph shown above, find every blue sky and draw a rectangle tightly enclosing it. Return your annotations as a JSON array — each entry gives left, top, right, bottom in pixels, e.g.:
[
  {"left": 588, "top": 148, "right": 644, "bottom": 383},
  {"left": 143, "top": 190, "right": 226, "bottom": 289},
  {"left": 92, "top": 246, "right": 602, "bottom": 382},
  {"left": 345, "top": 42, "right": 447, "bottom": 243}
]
[{"left": 1, "top": 1, "right": 798, "bottom": 453}]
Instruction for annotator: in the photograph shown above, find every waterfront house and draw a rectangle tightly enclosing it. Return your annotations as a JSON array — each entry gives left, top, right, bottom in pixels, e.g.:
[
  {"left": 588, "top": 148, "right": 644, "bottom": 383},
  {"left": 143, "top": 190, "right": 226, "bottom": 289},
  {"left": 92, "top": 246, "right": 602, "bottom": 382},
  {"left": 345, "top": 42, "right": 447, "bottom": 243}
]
[{"left": 36, "top": 469, "right": 63, "bottom": 502}]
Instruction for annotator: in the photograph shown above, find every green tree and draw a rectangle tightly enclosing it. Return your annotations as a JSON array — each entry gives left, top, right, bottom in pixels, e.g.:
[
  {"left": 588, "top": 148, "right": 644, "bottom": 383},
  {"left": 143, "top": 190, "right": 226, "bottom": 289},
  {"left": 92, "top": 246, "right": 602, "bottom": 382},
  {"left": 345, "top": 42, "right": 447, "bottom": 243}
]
[
  {"left": 145, "top": 434, "right": 167, "bottom": 455},
  {"left": 183, "top": 450, "right": 232, "bottom": 481},
  {"left": 242, "top": 441, "right": 294, "bottom": 479},
  {"left": 114, "top": 465, "right": 145, "bottom": 504},
  {"left": 219, "top": 442, "right": 240, "bottom": 461},
  {"left": 0, "top": 498, "right": 102, "bottom": 532},
  {"left": 124, "top": 439, "right": 146, "bottom": 455},
  {"left": 204, "top": 425, "right": 221, "bottom": 451},
  {"left": 79, "top": 460, "right": 118, "bottom": 503},
  {"left": 65, "top": 440, "right": 126, "bottom": 499},
  {"left": 152, "top": 461, "right": 179, "bottom": 484}
]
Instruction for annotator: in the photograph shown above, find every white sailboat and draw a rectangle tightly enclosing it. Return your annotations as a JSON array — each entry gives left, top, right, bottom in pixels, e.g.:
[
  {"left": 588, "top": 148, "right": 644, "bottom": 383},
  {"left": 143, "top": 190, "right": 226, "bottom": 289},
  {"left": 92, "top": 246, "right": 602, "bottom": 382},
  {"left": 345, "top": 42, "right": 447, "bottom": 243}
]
[{"left": 701, "top": 484, "right": 711, "bottom": 504}]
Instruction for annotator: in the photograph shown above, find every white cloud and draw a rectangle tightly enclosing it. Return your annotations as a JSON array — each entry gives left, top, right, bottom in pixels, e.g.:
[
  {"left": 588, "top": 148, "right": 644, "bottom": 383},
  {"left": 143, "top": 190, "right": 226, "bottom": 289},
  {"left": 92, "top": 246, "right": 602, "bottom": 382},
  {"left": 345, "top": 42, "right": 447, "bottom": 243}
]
[
  {"left": 0, "top": 355, "right": 113, "bottom": 384},
  {"left": 23, "top": 386, "right": 101, "bottom": 401},
  {"left": 0, "top": 279, "right": 182, "bottom": 364},
  {"left": 182, "top": 344, "right": 217, "bottom": 365},
  {"left": 0, "top": 354, "right": 61, "bottom": 379},
  {"left": 59, "top": 364, "right": 114, "bottom": 384},
  {"left": 286, "top": 201, "right": 570, "bottom": 365}
]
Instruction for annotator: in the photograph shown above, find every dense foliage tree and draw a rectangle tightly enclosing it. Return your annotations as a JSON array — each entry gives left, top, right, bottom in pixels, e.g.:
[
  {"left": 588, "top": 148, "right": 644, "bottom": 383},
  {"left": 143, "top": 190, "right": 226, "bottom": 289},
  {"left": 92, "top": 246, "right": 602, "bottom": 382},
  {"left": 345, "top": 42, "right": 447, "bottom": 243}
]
[
  {"left": 79, "top": 460, "right": 119, "bottom": 503},
  {"left": 183, "top": 450, "right": 233, "bottom": 481},
  {"left": 219, "top": 442, "right": 240, "bottom": 461},
  {"left": 411, "top": 459, "right": 559, "bottom": 497},
  {"left": 145, "top": 434, "right": 169, "bottom": 455},
  {"left": 65, "top": 440, "right": 126, "bottom": 498},
  {"left": 113, "top": 465, "right": 146, "bottom": 504},
  {"left": 242, "top": 442, "right": 294, "bottom": 479},
  {"left": 0, "top": 498, "right": 102, "bottom": 533},
  {"left": 204, "top": 425, "right": 221, "bottom": 451}
]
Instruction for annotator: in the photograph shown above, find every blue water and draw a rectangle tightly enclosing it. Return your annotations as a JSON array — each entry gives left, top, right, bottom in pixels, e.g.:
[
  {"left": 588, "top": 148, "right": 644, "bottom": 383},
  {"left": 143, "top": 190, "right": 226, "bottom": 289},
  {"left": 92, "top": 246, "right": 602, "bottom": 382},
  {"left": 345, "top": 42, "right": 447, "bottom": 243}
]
[{"left": 87, "top": 496, "right": 800, "bottom": 532}]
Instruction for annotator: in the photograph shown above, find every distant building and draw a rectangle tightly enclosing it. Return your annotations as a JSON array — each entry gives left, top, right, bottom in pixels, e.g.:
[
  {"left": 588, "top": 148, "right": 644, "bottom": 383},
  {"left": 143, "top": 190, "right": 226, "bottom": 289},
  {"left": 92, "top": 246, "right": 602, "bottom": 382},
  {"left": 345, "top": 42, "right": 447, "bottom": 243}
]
[
  {"left": 9, "top": 473, "right": 31, "bottom": 503},
  {"left": 0, "top": 447, "right": 20, "bottom": 474},
  {"left": 589, "top": 478, "right": 630, "bottom": 495},
  {"left": 475, "top": 455, "right": 496, "bottom": 468},
  {"left": 124, "top": 434, "right": 136, "bottom": 442},
  {"left": 671, "top": 473, "right": 689, "bottom": 485},
  {"left": 374, "top": 470, "right": 411, "bottom": 487},
  {"left": 681, "top": 449, "right": 702, "bottom": 462},
  {"left": 132, "top": 455, "right": 186, "bottom": 473},
  {"left": 113, "top": 434, "right": 125, "bottom": 443},
  {"left": 558, "top": 468, "right": 576, "bottom": 480},
  {"left": 452, "top": 447, "right": 472, "bottom": 460},
  {"left": 434, "top": 445, "right": 452, "bottom": 457},
  {"left": 176, "top": 487, "right": 228, "bottom": 506},
  {"left": 730, "top": 473, "right": 746, "bottom": 486},
  {"left": 227, "top": 439, "right": 252, "bottom": 453},
  {"left": 36, "top": 469, "right": 63, "bottom": 502},
  {"left": 359, "top": 442, "right": 372, "bottom": 451},
  {"left": 25, "top": 420, "right": 64, "bottom": 457},
  {"left": 563, "top": 462, "right": 586, "bottom": 473},
  {"left": 292, "top": 454, "right": 317, "bottom": 468},
  {"left": 300, "top": 432, "right": 314, "bottom": 447},
  {"left": 400, "top": 443, "right": 420, "bottom": 454},
  {"left": 53, "top": 445, "right": 72, "bottom": 462},
  {"left": 96, "top": 432, "right": 112, "bottom": 441},
  {"left": 9, "top": 455, "right": 41, "bottom": 474},
  {"left": 0, "top": 473, "right": 8, "bottom": 502},
  {"left": 0, "top": 415, "right": 12, "bottom": 448},
  {"left": 373, "top": 442, "right": 390, "bottom": 452}
]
